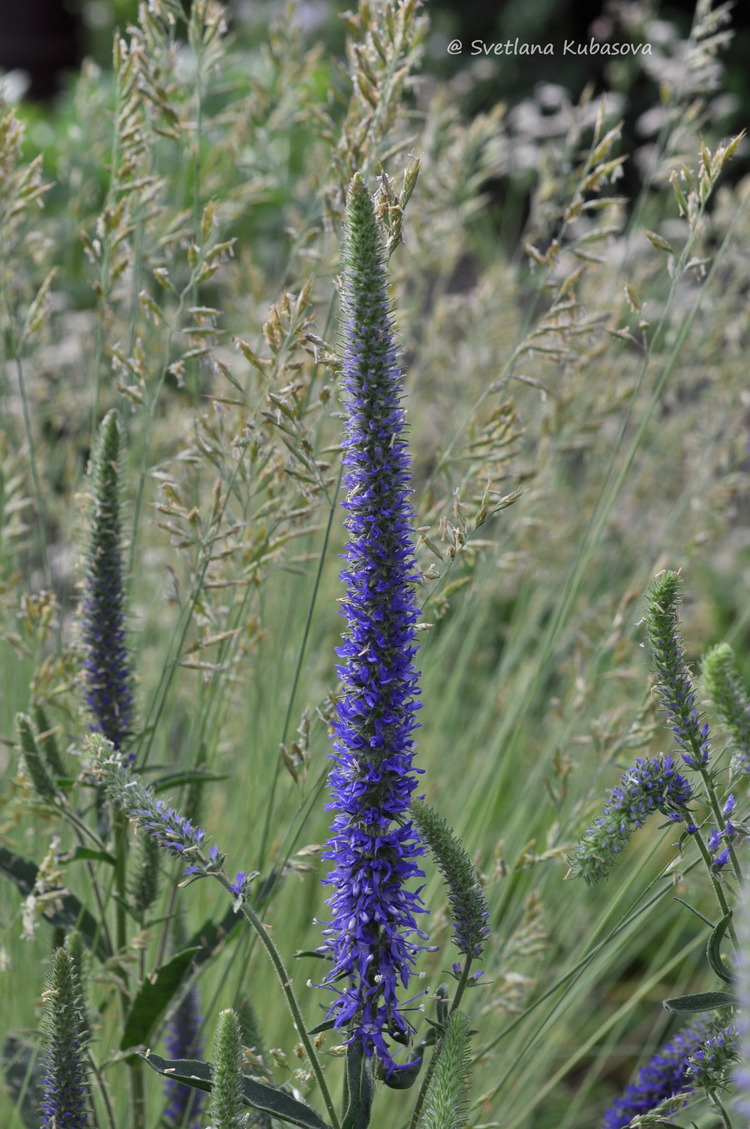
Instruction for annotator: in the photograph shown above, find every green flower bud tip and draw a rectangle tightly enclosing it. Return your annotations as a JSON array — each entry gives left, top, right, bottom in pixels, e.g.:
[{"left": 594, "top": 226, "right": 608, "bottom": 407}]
[
  {"left": 209, "top": 1009, "right": 246, "bottom": 1129},
  {"left": 702, "top": 641, "right": 750, "bottom": 772},
  {"left": 64, "top": 932, "right": 90, "bottom": 1040},
  {"left": 416, "top": 1010, "right": 471, "bottom": 1129},
  {"left": 410, "top": 799, "right": 489, "bottom": 958},
  {"left": 646, "top": 572, "right": 710, "bottom": 769}
]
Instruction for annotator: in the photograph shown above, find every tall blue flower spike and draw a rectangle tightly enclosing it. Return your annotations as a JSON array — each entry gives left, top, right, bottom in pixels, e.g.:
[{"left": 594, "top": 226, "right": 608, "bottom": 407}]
[
  {"left": 81, "top": 409, "right": 134, "bottom": 755},
  {"left": 319, "top": 173, "right": 427, "bottom": 1074}
]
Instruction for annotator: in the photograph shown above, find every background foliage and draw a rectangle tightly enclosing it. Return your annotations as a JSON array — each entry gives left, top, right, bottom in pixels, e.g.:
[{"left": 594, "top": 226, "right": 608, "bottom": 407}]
[{"left": 0, "top": 0, "right": 748, "bottom": 1126}]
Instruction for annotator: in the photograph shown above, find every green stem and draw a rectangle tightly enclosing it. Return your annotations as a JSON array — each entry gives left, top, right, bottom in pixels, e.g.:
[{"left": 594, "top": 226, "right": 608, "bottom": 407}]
[
  {"left": 406, "top": 1046, "right": 436, "bottom": 1129},
  {"left": 686, "top": 821, "right": 737, "bottom": 946},
  {"left": 696, "top": 763, "right": 743, "bottom": 884},
  {"left": 221, "top": 877, "right": 340, "bottom": 1129},
  {"left": 711, "top": 1089, "right": 734, "bottom": 1129},
  {"left": 450, "top": 956, "right": 474, "bottom": 1015},
  {"left": 113, "top": 812, "right": 145, "bottom": 1129}
]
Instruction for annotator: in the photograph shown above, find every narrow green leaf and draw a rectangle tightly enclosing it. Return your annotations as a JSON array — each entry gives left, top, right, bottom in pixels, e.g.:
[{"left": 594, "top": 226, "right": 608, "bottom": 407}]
[
  {"left": 662, "top": 991, "right": 733, "bottom": 1013},
  {"left": 706, "top": 912, "right": 734, "bottom": 984},
  {"left": 139, "top": 1052, "right": 332, "bottom": 1129},
  {"left": 3, "top": 1032, "right": 44, "bottom": 1129},
  {"left": 153, "top": 769, "right": 229, "bottom": 791},
  {"left": 65, "top": 847, "right": 116, "bottom": 866},
  {"left": 0, "top": 846, "right": 111, "bottom": 960},
  {"left": 121, "top": 947, "right": 202, "bottom": 1051}
]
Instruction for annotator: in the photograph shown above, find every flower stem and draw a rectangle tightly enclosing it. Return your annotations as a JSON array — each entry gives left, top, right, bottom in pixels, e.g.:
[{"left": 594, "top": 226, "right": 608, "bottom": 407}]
[
  {"left": 711, "top": 1089, "right": 734, "bottom": 1129},
  {"left": 451, "top": 956, "right": 474, "bottom": 1015},
  {"left": 219, "top": 877, "right": 340, "bottom": 1129},
  {"left": 685, "top": 819, "right": 738, "bottom": 946}
]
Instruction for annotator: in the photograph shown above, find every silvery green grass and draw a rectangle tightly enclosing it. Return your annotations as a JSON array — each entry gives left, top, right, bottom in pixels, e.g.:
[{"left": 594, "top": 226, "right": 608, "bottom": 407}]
[{"left": 2, "top": 0, "right": 750, "bottom": 1127}]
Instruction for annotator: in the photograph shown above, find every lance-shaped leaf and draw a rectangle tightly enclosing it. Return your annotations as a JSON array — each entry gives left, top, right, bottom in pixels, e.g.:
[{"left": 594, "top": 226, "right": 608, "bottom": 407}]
[
  {"left": 140, "top": 1052, "right": 332, "bottom": 1129},
  {"left": 663, "top": 991, "right": 733, "bottom": 1014},
  {"left": 121, "top": 947, "right": 202, "bottom": 1051}
]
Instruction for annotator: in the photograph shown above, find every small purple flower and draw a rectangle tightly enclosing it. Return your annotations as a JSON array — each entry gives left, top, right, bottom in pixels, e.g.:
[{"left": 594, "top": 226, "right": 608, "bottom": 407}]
[
  {"left": 646, "top": 572, "right": 710, "bottom": 768},
  {"left": 319, "top": 174, "right": 427, "bottom": 1074},
  {"left": 81, "top": 411, "right": 134, "bottom": 755},
  {"left": 602, "top": 1017, "right": 713, "bottom": 1129},
  {"left": 686, "top": 1024, "right": 736, "bottom": 1085},
  {"left": 570, "top": 755, "right": 693, "bottom": 884},
  {"left": 230, "top": 872, "right": 247, "bottom": 896}
]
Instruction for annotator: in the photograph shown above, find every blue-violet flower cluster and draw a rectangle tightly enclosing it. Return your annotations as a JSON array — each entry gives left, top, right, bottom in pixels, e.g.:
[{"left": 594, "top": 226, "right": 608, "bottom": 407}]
[
  {"left": 646, "top": 572, "right": 710, "bottom": 769},
  {"left": 410, "top": 798, "right": 489, "bottom": 959},
  {"left": 570, "top": 755, "right": 693, "bottom": 884},
  {"left": 602, "top": 1017, "right": 717, "bottom": 1129},
  {"left": 81, "top": 410, "right": 134, "bottom": 754},
  {"left": 319, "top": 174, "right": 427, "bottom": 1073}
]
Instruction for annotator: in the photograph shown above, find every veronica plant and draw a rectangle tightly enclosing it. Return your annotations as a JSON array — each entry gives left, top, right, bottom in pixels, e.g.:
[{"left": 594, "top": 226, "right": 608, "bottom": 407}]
[
  {"left": 602, "top": 1017, "right": 735, "bottom": 1129},
  {"left": 82, "top": 174, "right": 490, "bottom": 1129},
  {"left": 572, "top": 571, "right": 747, "bottom": 1127},
  {"left": 318, "top": 171, "right": 428, "bottom": 1075}
]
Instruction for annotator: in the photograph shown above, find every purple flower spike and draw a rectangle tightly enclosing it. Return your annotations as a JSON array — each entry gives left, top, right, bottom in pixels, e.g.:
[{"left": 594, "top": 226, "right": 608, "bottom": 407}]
[
  {"left": 319, "top": 174, "right": 427, "bottom": 1074},
  {"left": 603, "top": 1018, "right": 716, "bottom": 1129},
  {"left": 81, "top": 410, "right": 134, "bottom": 755},
  {"left": 570, "top": 756, "right": 693, "bottom": 884},
  {"left": 41, "top": 947, "right": 90, "bottom": 1129}
]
